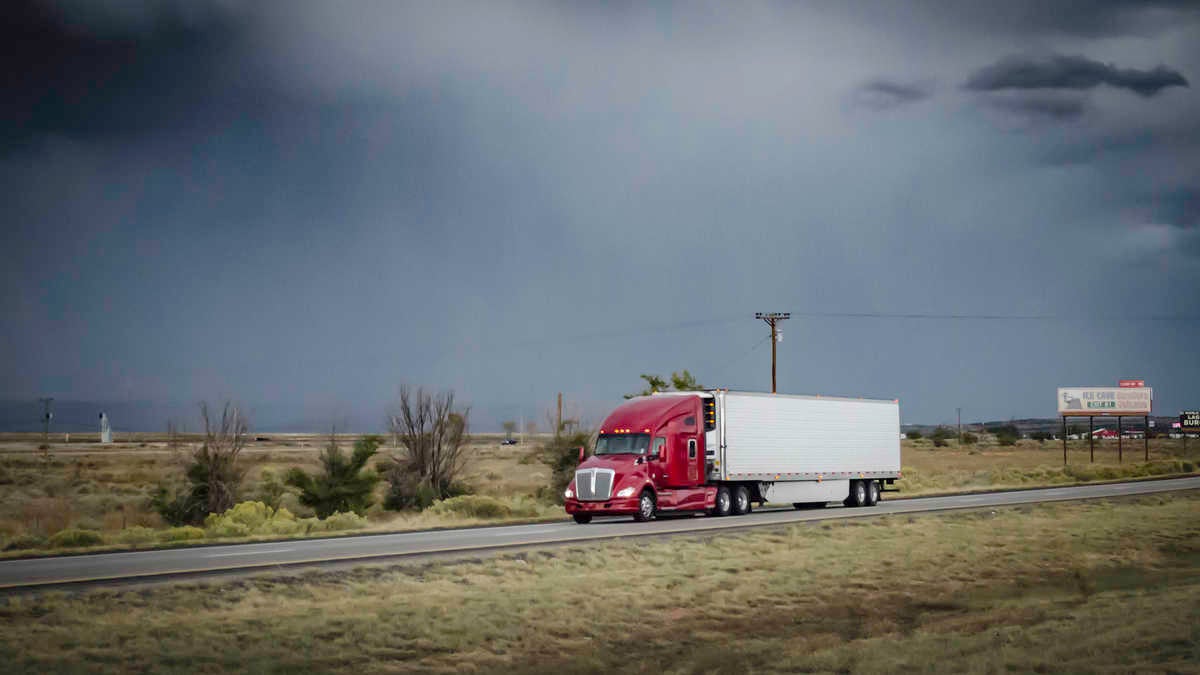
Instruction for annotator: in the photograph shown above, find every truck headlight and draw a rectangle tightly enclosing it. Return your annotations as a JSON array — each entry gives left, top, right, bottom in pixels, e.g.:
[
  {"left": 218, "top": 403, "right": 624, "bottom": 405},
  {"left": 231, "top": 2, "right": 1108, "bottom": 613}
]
[
  {"left": 564, "top": 487, "right": 574, "bottom": 499},
  {"left": 615, "top": 486, "right": 635, "bottom": 498}
]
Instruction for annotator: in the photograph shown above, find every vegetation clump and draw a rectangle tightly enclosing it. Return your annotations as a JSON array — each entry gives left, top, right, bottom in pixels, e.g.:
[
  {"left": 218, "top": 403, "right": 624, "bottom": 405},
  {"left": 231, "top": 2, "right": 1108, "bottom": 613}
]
[
  {"left": 286, "top": 434, "right": 380, "bottom": 518},
  {"left": 204, "top": 501, "right": 299, "bottom": 538},
  {"left": 930, "top": 426, "right": 953, "bottom": 448},
  {"left": 159, "top": 526, "right": 206, "bottom": 542},
  {"left": 428, "top": 495, "right": 516, "bottom": 519},
  {"left": 3, "top": 534, "right": 47, "bottom": 551},
  {"left": 116, "top": 526, "right": 157, "bottom": 546},
  {"left": 151, "top": 402, "right": 249, "bottom": 525},
  {"left": 48, "top": 528, "right": 104, "bottom": 548},
  {"left": 540, "top": 427, "right": 593, "bottom": 503},
  {"left": 381, "top": 387, "right": 472, "bottom": 510}
]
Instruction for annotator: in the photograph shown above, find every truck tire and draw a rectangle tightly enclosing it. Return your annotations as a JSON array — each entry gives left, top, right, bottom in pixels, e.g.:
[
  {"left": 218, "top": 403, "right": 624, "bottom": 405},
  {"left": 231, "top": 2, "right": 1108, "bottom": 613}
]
[
  {"left": 847, "top": 480, "right": 868, "bottom": 508},
  {"left": 572, "top": 513, "right": 593, "bottom": 524},
  {"left": 731, "top": 485, "right": 751, "bottom": 515},
  {"left": 865, "top": 480, "right": 879, "bottom": 506},
  {"left": 633, "top": 490, "right": 656, "bottom": 522},
  {"left": 711, "top": 486, "right": 732, "bottom": 517}
]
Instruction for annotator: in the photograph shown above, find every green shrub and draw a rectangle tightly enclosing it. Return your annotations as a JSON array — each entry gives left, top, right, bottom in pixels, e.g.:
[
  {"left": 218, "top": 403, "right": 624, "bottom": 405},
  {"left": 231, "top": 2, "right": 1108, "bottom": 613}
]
[
  {"left": 160, "top": 526, "right": 206, "bottom": 542},
  {"left": 930, "top": 426, "right": 953, "bottom": 448},
  {"left": 906, "top": 431, "right": 923, "bottom": 440},
  {"left": 117, "top": 526, "right": 158, "bottom": 546},
  {"left": 382, "top": 477, "right": 439, "bottom": 512},
  {"left": 207, "top": 520, "right": 251, "bottom": 538},
  {"left": 287, "top": 435, "right": 381, "bottom": 518},
  {"left": 4, "top": 534, "right": 47, "bottom": 551},
  {"left": 321, "top": 511, "right": 368, "bottom": 532},
  {"left": 261, "top": 518, "right": 303, "bottom": 536},
  {"left": 49, "top": 528, "right": 105, "bottom": 548},
  {"left": 540, "top": 429, "right": 593, "bottom": 504},
  {"left": 204, "top": 501, "right": 300, "bottom": 538},
  {"left": 256, "top": 469, "right": 289, "bottom": 512},
  {"left": 429, "top": 495, "right": 512, "bottom": 519},
  {"left": 961, "top": 432, "right": 978, "bottom": 445},
  {"left": 204, "top": 501, "right": 273, "bottom": 533}
]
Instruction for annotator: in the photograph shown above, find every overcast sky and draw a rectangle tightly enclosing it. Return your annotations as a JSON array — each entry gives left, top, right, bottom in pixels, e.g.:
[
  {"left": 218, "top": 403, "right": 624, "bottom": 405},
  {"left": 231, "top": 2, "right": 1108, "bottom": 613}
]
[{"left": 3, "top": 0, "right": 1198, "bottom": 431}]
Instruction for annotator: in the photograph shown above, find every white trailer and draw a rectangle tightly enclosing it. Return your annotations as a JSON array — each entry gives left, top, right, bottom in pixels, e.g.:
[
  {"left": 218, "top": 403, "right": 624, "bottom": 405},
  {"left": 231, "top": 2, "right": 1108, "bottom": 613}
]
[{"left": 705, "top": 390, "right": 900, "bottom": 507}]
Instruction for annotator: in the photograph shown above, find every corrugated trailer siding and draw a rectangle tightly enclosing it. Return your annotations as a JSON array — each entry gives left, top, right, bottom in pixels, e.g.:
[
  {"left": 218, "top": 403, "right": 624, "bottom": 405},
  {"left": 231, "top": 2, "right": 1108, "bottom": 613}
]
[{"left": 721, "top": 392, "right": 900, "bottom": 476}]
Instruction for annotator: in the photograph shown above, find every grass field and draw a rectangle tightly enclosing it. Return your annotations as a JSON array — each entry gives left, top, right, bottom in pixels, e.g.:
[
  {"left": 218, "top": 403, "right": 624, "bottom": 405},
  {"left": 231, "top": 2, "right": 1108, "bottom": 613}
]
[
  {"left": 0, "top": 432, "right": 1196, "bottom": 555},
  {"left": 1, "top": 491, "right": 1197, "bottom": 672}
]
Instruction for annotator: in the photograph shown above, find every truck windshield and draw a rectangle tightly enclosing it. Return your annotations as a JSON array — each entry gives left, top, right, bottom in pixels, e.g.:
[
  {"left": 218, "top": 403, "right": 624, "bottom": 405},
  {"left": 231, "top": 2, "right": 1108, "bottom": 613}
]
[{"left": 594, "top": 433, "right": 651, "bottom": 455}]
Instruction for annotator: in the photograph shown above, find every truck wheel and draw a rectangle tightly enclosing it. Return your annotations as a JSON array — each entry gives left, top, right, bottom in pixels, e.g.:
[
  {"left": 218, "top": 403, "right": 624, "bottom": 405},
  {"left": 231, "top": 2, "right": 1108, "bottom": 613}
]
[
  {"left": 865, "top": 480, "right": 879, "bottom": 506},
  {"left": 633, "top": 490, "right": 656, "bottom": 522},
  {"left": 572, "top": 513, "right": 593, "bottom": 524},
  {"left": 848, "top": 480, "right": 868, "bottom": 507},
  {"left": 731, "top": 486, "right": 751, "bottom": 515},
  {"left": 711, "top": 486, "right": 732, "bottom": 517}
]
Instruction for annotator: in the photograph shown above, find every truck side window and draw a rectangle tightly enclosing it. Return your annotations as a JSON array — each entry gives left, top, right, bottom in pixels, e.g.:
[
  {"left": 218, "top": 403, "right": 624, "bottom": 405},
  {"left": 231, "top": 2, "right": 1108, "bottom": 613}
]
[
  {"left": 688, "top": 438, "right": 696, "bottom": 459},
  {"left": 652, "top": 437, "right": 666, "bottom": 458}
]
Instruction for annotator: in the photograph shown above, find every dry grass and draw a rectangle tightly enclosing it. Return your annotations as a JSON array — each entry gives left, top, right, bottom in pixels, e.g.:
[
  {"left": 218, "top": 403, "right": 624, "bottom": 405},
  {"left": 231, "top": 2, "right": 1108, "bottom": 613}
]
[
  {"left": 1, "top": 492, "right": 1197, "bottom": 673},
  {"left": 1, "top": 433, "right": 1196, "bottom": 555},
  {"left": 898, "top": 436, "right": 1199, "bottom": 495}
]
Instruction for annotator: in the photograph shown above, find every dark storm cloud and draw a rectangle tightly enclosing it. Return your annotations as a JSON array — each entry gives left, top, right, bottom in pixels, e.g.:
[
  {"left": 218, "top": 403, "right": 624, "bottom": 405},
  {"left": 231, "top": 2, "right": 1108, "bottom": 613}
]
[
  {"left": 965, "top": 54, "right": 1189, "bottom": 97},
  {"left": 852, "top": 79, "right": 933, "bottom": 110},
  {"left": 983, "top": 93, "right": 1087, "bottom": 122},
  {"left": 887, "top": 0, "right": 1200, "bottom": 38},
  {"left": 1143, "top": 186, "right": 1200, "bottom": 228},
  {"left": 0, "top": 0, "right": 246, "bottom": 151}
]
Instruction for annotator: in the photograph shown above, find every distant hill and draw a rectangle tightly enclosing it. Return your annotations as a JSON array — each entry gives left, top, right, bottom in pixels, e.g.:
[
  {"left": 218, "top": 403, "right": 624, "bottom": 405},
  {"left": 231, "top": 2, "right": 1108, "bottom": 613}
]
[{"left": 0, "top": 399, "right": 384, "bottom": 434}]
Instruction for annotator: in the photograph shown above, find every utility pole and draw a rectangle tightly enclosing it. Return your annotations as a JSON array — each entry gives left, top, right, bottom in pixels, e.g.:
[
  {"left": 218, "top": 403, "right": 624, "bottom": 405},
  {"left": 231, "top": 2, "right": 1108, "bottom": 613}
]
[
  {"left": 39, "top": 397, "right": 54, "bottom": 447},
  {"left": 957, "top": 407, "right": 962, "bottom": 445},
  {"left": 556, "top": 392, "right": 563, "bottom": 438},
  {"left": 755, "top": 312, "right": 790, "bottom": 394}
]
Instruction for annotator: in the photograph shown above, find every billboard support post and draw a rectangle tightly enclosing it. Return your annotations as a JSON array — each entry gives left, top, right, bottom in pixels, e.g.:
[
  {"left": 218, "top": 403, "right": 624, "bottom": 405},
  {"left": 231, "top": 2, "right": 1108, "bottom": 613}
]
[
  {"left": 1089, "top": 416, "right": 1094, "bottom": 463},
  {"left": 1061, "top": 416, "right": 1067, "bottom": 465},
  {"left": 1144, "top": 415, "right": 1149, "bottom": 462},
  {"left": 1117, "top": 417, "right": 1122, "bottom": 464}
]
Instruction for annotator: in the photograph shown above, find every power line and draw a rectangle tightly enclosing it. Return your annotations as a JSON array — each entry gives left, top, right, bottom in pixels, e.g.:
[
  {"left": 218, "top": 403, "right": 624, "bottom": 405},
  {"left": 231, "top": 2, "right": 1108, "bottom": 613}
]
[
  {"left": 709, "top": 333, "right": 772, "bottom": 385},
  {"left": 787, "top": 311, "right": 1200, "bottom": 321}
]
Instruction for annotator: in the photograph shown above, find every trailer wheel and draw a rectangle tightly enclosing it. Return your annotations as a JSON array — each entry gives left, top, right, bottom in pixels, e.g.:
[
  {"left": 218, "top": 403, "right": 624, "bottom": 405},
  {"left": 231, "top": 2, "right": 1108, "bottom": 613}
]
[
  {"left": 865, "top": 480, "right": 879, "bottom": 506},
  {"left": 711, "top": 486, "right": 732, "bottom": 517},
  {"left": 633, "top": 490, "right": 656, "bottom": 522},
  {"left": 731, "top": 485, "right": 751, "bottom": 515},
  {"left": 572, "top": 514, "right": 593, "bottom": 524},
  {"left": 847, "top": 480, "right": 868, "bottom": 507}
]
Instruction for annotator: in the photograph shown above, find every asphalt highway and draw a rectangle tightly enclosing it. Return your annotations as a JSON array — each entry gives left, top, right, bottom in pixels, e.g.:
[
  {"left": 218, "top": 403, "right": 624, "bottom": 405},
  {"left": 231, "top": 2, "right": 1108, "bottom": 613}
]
[{"left": 3, "top": 476, "right": 1197, "bottom": 590}]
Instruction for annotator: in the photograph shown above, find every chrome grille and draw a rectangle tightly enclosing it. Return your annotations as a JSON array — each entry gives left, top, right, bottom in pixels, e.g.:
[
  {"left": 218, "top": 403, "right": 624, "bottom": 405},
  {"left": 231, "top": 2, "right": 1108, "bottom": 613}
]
[{"left": 574, "top": 468, "right": 615, "bottom": 501}]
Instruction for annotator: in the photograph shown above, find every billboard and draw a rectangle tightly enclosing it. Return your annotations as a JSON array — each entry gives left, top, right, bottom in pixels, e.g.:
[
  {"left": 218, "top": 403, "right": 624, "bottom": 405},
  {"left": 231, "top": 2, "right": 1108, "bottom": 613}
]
[
  {"left": 1057, "top": 387, "right": 1152, "bottom": 416},
  {"left": 1181, "top": 411, "right": 1200, "bottom": 432},
  {"left": 1119, "top": 379, "right": 1145, "bottom": 388}
]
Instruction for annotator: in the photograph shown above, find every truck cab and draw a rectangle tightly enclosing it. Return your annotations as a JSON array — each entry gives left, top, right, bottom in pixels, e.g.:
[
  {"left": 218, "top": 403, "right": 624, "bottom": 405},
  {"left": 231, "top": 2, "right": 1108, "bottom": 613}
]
[{"left": 564, "top": 394, "right": 716, "bottom": 523}]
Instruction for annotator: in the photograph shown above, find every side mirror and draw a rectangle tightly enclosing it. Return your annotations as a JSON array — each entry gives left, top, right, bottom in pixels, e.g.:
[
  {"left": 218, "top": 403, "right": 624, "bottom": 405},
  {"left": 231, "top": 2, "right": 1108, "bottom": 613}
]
[{"left": 577, "top": 447, "right": 585, "bottom": 464}]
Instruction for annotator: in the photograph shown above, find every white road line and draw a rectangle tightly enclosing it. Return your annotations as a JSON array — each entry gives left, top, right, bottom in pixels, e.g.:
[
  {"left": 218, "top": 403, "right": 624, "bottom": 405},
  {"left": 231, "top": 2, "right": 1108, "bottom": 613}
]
[{"left": 206, "top": 548, "right": 295, "bottom": 558}]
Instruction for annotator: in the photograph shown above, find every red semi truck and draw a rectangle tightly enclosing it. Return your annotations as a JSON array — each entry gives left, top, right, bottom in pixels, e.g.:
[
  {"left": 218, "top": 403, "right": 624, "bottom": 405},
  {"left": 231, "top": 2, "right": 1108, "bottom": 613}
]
[{"left": 564, "top": 390, "right": 900, "bottom": 523}]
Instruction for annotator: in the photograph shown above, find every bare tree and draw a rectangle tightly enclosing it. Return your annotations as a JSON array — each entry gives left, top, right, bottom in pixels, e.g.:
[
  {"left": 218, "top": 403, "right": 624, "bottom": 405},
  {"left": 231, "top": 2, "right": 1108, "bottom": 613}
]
[
  {"left": 192, "top": 401, "right": 248, "bottom": 516},
  {"left": 383, "top": 386, "right": 470, "bottom": 507}
]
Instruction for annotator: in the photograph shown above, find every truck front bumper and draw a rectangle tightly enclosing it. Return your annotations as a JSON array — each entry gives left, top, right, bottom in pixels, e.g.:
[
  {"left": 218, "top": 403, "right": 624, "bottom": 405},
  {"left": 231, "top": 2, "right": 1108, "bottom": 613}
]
[{"left": 564, "top": 496, "right": 641, "bottom": 516}]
